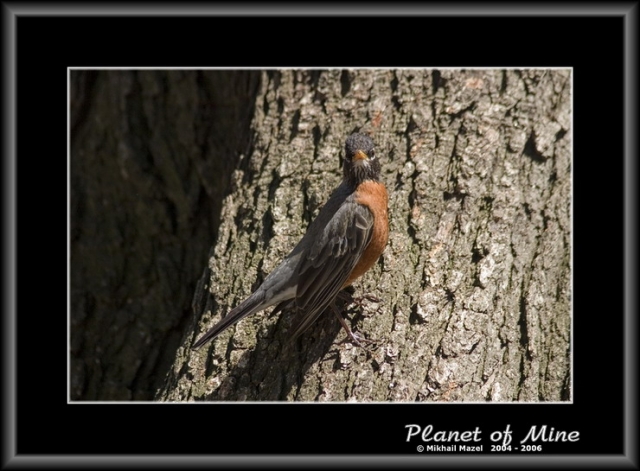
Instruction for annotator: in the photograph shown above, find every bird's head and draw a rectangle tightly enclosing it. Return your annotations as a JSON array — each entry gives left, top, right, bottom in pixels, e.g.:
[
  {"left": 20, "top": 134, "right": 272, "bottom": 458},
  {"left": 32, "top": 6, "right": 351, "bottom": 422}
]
[{"left": 343, "top": 133, "right": 380, "bottom": 187}]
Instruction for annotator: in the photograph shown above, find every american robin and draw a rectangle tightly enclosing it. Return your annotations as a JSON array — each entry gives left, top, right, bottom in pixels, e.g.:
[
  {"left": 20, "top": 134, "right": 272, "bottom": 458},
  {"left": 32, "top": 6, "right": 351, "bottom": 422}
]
[{"left": 192, "top": 132, "right": 388, "bottom": 350}]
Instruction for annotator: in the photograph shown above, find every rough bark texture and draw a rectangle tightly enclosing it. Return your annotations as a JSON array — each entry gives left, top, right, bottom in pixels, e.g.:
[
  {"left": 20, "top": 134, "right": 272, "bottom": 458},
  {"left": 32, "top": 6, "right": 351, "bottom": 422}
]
[
  {"left": 70, "top": 69, "right": 570, "bottom": 402},
  {"left": 70, "top": 70, "right": 260, "bottom": 400},
  {"left": 154, "top": 69, "right": 571, "bottom": 402}
]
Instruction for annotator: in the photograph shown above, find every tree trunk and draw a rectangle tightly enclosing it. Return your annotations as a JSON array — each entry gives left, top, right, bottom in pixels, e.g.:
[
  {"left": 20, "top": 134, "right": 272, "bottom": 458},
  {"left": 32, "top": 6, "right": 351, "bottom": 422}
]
[
  {"left": 155, "top": 69, "right": 571, "bottom": 402},
  {"left": 70, "top": 70, "right": 261, "bottom": 400}
]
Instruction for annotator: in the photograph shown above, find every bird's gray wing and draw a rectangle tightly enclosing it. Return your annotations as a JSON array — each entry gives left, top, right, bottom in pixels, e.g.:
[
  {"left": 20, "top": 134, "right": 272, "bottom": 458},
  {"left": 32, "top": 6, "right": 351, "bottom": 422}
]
[{"left": 289, "top": 201, "right": 373, "bottom": 338}]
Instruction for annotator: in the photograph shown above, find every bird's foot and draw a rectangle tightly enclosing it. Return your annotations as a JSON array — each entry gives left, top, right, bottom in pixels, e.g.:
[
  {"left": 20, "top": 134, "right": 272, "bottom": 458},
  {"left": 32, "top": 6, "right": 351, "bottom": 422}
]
[
  {"left": 336, "top": 289, "right": 382, "bottom": 308},
  {"left": 330, "top": 302, "right": 375, "bottom": 349},
  {"left": 340, "top": 330, "right": 376, "bottom": 349}
]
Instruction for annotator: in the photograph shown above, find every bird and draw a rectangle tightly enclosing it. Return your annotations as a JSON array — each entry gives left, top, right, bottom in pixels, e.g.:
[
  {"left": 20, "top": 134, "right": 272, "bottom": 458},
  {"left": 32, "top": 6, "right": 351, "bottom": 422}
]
[{"left": 192, "top": 132, "right": 388, "bottom": 350}]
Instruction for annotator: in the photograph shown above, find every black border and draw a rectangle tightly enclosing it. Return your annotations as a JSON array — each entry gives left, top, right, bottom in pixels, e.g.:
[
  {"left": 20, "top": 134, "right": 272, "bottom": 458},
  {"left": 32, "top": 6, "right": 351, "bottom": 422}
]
[{"left": 3, "top": 4, "right": 635, "bottom": 468}]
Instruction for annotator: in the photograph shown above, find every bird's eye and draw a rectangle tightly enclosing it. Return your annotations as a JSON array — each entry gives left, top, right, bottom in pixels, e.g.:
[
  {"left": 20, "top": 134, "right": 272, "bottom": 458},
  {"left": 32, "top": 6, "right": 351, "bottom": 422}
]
[{"left": 369, "top": 149, "right": 375, "bottom": 158}]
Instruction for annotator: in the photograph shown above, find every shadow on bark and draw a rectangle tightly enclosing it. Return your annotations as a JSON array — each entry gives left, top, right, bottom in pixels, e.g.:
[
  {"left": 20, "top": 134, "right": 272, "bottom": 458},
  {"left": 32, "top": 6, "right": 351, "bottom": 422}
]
[
  {"left": 195, "top": 305, "right": 345, "bottom": 401},
  {"left": 70, "top": 70, "right": 261, "bottom": 400}
]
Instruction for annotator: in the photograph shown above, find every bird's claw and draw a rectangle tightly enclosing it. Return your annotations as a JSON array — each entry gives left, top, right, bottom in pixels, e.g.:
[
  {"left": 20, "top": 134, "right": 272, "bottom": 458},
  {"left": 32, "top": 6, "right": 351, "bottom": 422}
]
[
  {"left": 331, "top": 302, "right": 377, "bottom": 349},
  {"left": 342, "top": 330, "right": 376, "bottom": 349}
]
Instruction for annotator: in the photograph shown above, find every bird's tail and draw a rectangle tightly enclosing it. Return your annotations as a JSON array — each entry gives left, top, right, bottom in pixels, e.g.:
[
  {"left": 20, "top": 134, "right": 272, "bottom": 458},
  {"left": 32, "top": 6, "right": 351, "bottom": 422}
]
[{"left": 191, "top": 292, "right": 266, "bottom": 350}]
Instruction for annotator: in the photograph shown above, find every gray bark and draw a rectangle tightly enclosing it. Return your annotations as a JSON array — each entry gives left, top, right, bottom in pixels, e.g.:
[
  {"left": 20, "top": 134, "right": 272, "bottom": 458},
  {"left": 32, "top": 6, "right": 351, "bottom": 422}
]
[{"left": 155, "top": 69, "right": 571, "bottom": 402}]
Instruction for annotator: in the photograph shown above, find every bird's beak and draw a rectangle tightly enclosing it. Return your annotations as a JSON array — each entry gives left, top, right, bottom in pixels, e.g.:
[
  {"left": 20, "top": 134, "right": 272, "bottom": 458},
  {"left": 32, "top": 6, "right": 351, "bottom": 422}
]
[{"left": 352, "top": 150, "right": 368, "bottom": 161}]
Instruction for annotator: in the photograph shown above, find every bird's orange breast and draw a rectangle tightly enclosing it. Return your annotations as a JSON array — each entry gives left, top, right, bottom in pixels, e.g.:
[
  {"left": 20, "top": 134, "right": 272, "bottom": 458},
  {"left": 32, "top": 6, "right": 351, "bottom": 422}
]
[{"left": 344, "top": 180, "right": 389, "bottom": 287}]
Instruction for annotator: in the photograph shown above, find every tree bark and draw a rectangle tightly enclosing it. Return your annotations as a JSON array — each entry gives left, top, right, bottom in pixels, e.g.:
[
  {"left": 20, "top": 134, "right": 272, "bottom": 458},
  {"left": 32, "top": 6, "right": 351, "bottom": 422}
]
[
  {"left": 70, "top": 70, "right": 260, "bottom": 400},
  {"left": 155, "top": 69, "right": 571, "bottom": 402}
]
